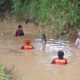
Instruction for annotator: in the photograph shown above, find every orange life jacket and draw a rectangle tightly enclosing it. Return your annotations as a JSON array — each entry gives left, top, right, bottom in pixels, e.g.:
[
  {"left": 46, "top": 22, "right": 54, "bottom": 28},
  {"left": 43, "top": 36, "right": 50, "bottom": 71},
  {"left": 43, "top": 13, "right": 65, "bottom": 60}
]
[
  {"left": 51, "top": 58, "right": 67, "bottom": 65},
  {"left": 23, "top": 45, "right": 33, "bottom": 50},
  {"left": 22, "top": 38, "right": 33, "bottom": 50}
]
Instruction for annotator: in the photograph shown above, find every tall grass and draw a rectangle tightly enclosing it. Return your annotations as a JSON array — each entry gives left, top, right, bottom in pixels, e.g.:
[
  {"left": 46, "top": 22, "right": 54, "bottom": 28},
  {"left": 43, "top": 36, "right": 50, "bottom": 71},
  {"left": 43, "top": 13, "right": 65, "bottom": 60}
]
[
  {"left": 0, "top": 63, "right": 13, "bottom": 80},
  {"left": 0, "top": 0, "right": 80, "bottom": 28},
  {"left": 24, "top": 0, "right": 80, "bottom": 28}
]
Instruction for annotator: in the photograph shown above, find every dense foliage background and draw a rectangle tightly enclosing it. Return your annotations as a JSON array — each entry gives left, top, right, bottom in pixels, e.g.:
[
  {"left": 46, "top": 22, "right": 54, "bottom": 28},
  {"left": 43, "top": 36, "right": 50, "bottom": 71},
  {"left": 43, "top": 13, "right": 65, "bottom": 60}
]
[{"left": 0, "top": 0, "right": 80, "bottom": 28}]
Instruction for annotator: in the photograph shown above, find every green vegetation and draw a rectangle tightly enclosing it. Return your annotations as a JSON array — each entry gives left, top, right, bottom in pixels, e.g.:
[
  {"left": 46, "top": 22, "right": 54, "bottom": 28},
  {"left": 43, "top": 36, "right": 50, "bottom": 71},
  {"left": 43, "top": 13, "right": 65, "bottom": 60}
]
[
  {"left": 0, "top": 0, "right": 80, "bottom": 28},
  {"left": 0, "top": 63, "right": 13, "bottom": 80}
]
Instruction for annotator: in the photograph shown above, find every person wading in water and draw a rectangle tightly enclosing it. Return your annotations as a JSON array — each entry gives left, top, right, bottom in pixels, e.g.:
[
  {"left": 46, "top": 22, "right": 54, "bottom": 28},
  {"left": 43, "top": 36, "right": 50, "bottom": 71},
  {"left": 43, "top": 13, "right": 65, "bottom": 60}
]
[{"left": 41, "top": 31, "right": 47, "bottom": 51}]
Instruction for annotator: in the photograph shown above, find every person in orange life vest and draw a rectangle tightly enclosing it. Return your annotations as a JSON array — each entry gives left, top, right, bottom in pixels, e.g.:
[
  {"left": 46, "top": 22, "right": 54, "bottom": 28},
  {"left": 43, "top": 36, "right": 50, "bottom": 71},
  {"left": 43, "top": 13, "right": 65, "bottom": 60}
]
[
  {"left": 15, "top": 25, "right": 24, "bottom": 37},
  {"left": 21, "top": 38, "right": 33, "bottom": 50},
  {"left": 51, "top": 51, "right": 67, "bottom": 65}
]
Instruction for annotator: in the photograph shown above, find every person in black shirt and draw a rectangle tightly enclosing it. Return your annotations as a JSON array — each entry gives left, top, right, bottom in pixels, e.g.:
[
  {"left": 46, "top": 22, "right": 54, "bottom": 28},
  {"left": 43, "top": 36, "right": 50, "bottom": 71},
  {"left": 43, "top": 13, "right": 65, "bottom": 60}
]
[
  {"left": 15, "top": 25, "right": 24, "bottom": 37},
  {"left": 41, "top": 31, "right": 46, "bottom": 43}
]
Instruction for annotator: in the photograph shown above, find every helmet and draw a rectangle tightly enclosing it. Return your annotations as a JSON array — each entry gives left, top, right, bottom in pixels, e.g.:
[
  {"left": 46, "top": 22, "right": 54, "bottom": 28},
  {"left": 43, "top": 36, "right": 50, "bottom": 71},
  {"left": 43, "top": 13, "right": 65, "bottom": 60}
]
[{"left": 25, "top": 38, "right": 31, "bottom": 45}]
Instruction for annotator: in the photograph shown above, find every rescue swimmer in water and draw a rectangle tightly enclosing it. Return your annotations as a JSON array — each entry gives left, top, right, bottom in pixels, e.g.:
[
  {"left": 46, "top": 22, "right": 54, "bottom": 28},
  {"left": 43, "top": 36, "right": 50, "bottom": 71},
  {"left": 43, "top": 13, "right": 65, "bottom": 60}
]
[
  {"left": 21, "top": 38, "right": 33, "bottom": 50},
  {"left": 51, "top": 50, "right": 67, "bottom": 65}
]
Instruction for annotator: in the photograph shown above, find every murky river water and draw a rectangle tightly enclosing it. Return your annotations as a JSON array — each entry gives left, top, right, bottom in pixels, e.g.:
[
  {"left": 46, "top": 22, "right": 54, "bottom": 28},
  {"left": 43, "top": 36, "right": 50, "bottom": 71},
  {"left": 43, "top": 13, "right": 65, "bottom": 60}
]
[{"left": 0, "top": 22, "right": 80, "bottom": 80}]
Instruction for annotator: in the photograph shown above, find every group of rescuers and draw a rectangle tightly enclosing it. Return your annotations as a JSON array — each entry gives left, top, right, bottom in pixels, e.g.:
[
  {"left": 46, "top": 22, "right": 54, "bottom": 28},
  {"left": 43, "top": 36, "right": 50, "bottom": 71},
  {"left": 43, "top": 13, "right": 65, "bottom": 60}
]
[{"left": 15, "top": 25, "right": 80, "bottom": 65}]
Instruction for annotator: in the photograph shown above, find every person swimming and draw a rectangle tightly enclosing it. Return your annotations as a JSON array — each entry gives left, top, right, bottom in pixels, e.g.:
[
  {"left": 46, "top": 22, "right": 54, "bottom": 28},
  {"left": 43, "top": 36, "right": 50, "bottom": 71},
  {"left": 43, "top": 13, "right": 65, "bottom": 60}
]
[
  {"left": 15, "top": 25, "right": 24, "bottom": 37},
  {"left": 21, "top": 38, "right": 33, "bottom": 50},
  {"left": 51, "top": 51, "right": 67, "bottom": 65}
]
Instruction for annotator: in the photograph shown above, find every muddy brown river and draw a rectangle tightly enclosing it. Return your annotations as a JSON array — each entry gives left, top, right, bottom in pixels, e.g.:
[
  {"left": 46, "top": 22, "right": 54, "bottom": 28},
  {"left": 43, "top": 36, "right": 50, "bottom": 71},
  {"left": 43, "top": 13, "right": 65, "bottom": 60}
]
[{"left": 0, "top": 21, "right": 80, "bottom": 80}]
